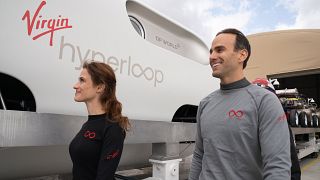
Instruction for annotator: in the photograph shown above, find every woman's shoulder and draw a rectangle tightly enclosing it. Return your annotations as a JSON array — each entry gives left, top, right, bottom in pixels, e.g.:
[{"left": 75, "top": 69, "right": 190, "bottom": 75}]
[{"left": 104, "top": 120, "right": 125, "bottom": 136}]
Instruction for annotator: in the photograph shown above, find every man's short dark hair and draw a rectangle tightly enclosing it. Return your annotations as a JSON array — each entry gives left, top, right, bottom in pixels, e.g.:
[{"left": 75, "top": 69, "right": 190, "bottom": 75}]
[{"left": 216, "top": 28, "right": 251, "bottom": 69}]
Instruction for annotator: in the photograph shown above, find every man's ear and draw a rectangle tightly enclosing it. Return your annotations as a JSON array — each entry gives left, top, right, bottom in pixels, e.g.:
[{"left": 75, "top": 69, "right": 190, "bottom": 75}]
[{"left": 238, "top": 49, "right": 248, "bottom": 63}]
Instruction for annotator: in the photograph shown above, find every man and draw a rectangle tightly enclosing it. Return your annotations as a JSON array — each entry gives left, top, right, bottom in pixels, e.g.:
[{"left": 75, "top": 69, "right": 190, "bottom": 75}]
[
  {"left": 189, "top": 28, "right": 291, "bottom": 180},
  {"left": 252, "top": 78, "right": 301, "bottom": 180}
]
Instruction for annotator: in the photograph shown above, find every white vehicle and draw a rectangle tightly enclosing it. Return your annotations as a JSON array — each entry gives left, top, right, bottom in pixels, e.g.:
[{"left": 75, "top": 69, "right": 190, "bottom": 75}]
[{"left": 0, "top": 0, "right": 218, "bottom": 178}]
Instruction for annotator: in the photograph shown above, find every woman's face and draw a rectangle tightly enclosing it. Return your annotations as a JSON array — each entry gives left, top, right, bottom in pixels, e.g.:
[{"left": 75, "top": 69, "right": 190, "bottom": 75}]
[{"left": 73, "top": 68, "right": 101, "bottom": 102}]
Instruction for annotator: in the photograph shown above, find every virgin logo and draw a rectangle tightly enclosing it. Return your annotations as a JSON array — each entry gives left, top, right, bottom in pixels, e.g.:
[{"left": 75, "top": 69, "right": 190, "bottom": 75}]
[
  {"left": 277, "top": 113, "right": 287, "bottom": 122},
  {"left": 228, "top": 109, "right": 244, "bottom": 120},
  {"left": 22, "top": 0, "right": 72, "bottom": 46},
  {"left": 105, "top": 150, "right": 120, "bottom": 160},
  {"left": 84, "top": 130, "right": 96, "bottom": 139}
]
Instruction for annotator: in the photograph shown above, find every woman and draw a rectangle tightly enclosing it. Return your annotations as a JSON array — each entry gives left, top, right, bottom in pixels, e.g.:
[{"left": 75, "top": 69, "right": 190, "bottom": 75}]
[{"left": 69, "top": 61, "right": 130, "bottom": 180}]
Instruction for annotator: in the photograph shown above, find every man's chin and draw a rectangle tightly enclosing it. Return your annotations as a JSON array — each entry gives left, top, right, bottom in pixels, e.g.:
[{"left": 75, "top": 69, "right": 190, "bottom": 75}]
[{"left": 211, "top": 72, "right": 221, "bottom": 78}]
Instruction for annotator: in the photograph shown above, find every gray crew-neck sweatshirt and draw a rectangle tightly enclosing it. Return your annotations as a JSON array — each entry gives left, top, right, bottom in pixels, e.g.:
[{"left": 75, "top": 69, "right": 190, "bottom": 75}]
[{"left": 189, "top": 78, "right": 291, "bottom": 180}]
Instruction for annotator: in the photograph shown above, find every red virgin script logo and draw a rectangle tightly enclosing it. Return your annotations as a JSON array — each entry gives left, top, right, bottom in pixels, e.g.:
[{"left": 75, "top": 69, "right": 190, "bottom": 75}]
[
  {"left": 277, "top": 113, "right": 287, "bottom": 122},
  {"left": 84, "top": 130, "right": 96, "bottom": 139},
  {"left": 228, "top": 109, "right": 244, "bottom": 120},
  {"left": 105, "top": 150, "right": 120, "bottom": 160},
  {"left": 22, "top": 1, "right": 72, "bottom": 46}
]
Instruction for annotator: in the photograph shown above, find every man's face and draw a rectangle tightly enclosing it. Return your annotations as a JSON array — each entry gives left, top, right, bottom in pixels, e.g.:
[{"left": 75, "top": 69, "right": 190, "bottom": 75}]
[{"left": 209, "top": 33, "right": 243, "bottom": 79}]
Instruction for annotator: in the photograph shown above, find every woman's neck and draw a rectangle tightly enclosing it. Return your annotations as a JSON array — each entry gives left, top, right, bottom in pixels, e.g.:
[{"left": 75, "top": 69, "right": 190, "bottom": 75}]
[{"left": 85, "top": 100, "right": 106, "bottom": 115}]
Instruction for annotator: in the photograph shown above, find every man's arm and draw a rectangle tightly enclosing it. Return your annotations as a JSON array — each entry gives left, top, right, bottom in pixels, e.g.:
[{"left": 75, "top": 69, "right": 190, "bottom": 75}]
[
  {"left": 258, "top": 93, "right": 291, "bottom": 180},
  {"left": 288, "top": 125, "right": 301, "bottom": 180},
  {"left": 189, "top": 102, "right": 204, "bottom": 180}
]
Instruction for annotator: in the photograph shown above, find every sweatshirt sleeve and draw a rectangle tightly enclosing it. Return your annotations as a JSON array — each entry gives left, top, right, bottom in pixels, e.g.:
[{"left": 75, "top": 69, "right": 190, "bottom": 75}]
[
  {"left": 96, "top": 124, "right": 125, "bottom": 180},
  {"left": 258, "top": 93, "right": 291, "bottom": 180},
  {"left": 189, "top": 101, "right": 204, "bottom": 180}
]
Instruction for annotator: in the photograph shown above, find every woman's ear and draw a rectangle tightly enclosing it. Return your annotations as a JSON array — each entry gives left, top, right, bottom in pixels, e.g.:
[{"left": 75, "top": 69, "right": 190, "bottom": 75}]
[{"left": 96, "top": 84, "right": 105, "bottom": 93}]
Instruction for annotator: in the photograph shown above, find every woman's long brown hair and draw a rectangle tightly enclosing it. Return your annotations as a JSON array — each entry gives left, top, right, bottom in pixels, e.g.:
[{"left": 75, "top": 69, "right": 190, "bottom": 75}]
[{"left": 83, "top": 61, "right": 130, "bottom": 132}]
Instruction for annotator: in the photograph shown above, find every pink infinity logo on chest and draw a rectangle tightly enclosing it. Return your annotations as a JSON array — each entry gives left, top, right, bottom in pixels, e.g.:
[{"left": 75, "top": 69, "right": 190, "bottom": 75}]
[
  {"left": 84, "top": 130, "right": 96, "bottom": 139},
  {"left": 228, "top": 109, "right": 244, "bottom": 119}
]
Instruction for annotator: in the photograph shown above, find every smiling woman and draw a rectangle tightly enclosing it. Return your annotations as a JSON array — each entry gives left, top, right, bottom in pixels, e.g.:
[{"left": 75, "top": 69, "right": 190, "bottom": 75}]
[{"left": 70, "top": 61, "right": 130, "bottom": 180}]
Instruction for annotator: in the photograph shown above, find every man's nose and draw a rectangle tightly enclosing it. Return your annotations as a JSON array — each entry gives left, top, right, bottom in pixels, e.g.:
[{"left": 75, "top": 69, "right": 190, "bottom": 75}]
[{"left": 209, "top": 51, "right": 217, "bottom": 61}]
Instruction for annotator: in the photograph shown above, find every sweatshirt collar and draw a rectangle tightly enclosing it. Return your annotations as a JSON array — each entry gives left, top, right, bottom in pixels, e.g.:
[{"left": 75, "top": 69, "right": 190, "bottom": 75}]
[
  {"left": 88, "top": 113, "right": 107, "bottom": 121},
  {"left": 220, "top": 78, "right": 250, "bottom": 90}
]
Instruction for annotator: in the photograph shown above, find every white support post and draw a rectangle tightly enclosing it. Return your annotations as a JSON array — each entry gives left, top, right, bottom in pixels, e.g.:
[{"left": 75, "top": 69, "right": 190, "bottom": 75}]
[{"left": 147, "top": 159, "right": 182, "bottom": 180}]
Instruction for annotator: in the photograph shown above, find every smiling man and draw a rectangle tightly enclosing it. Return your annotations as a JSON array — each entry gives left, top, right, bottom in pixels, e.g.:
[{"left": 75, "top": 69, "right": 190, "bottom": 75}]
[{"left": 189, "top": 28, "right": 291, "bottom": 180}]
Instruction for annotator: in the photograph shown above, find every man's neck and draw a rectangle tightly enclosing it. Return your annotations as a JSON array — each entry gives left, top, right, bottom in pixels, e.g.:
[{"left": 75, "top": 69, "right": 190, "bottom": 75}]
[{"left": 220, "top": 72, "right": 245, "bottom": 85}]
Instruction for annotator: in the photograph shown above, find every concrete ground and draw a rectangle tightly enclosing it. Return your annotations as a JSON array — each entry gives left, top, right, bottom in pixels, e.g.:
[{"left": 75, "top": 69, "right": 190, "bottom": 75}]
[
  {"left": 300, "top": 153, "right": 320, "bottom": 180},
  {"left": 17, "top": 153, "right": 320, "bottom": 180}
]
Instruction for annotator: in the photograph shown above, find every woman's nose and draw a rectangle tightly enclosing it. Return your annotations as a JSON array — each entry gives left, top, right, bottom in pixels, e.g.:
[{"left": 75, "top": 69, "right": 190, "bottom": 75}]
[{"left": 73, "top": 82, "right": 79, "bottom": 89}]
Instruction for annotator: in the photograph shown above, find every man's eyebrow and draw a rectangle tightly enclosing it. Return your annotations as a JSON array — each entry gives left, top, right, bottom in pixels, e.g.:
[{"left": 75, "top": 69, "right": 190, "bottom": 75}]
[
  {"left": 214, "top": 45, "right": 225, "bottom": 49},
  {"left": 210, "top": 44, "right": 226, "bottom": 54},
  {"left": 211, "top": 45, "right": 225, "bottom": 51}
]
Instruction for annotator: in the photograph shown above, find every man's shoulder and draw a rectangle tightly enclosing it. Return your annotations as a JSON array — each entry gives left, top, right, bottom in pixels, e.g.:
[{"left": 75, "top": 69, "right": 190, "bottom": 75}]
[
  {"left": 246, "top": 84, "right": 281, "bottom": 107},
  {"left": 201, "top": 89, "right": 220, "bottom": 103},
  {"left": 197, "top": 90, "right": 222, "bottom": 111},
  {"left": 246, "top": 84, "right": 276, "bottom": 98}
]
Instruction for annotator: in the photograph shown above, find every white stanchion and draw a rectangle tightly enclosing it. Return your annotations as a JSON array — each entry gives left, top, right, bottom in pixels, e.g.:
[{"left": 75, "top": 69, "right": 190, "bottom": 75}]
[{"left": 147, "top": 159, "right": 182, "bottom": 180}]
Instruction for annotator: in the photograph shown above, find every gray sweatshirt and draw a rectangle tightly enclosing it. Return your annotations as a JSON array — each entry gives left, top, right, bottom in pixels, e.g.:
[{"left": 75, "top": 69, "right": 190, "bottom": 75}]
[{"left": 189, "top": 78, "right": 291, "bottom": 180}]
